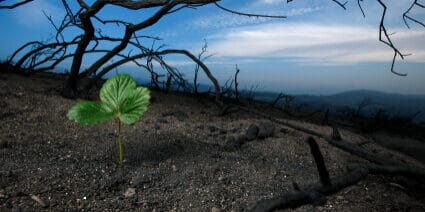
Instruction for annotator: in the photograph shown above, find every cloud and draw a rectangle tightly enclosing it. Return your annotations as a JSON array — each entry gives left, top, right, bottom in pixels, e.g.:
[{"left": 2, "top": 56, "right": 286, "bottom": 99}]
[
  {"left": 258, "top": 0, "right": 282, "bottom": 4},
  {"left": 11, "top": 0, "right": 63, "bottom": 27},
  {"left": 206, "top": 22, "right": 425, "bottom": 65},
  {"left": 192, "top": 0, "right": 320, "bottom": 29},
  {"left": 286, "top": 7, "right": 322, "bottom": 16}
]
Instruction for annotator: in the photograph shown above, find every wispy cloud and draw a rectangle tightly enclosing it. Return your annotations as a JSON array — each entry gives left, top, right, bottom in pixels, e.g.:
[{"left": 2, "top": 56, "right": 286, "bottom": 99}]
[
  {"left": 258, "top": 0, "right": 282, "bottom": 4},
  {"left": 206, "top": 22, "right": 425, "bottom": 65},
  {"left": 192, "top": 1, "right": 320, "bottom": 29},
  {"left": 11, "top": 0, "right": 62, "bottom": 28}
]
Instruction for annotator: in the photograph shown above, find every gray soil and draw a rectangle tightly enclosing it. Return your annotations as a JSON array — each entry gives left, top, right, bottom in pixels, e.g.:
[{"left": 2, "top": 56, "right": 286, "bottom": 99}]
[{"left": 1, "top": 72, "right": 425, "bottom": 211}]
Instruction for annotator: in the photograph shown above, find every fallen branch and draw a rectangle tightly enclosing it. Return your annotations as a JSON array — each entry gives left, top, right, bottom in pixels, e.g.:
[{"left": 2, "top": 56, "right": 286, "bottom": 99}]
[
  {"left": 250, "top": 137, "right": 425, "bottom": 212},
  {"left": 238, "top": 105, "right": 401, "bottom": 166}
]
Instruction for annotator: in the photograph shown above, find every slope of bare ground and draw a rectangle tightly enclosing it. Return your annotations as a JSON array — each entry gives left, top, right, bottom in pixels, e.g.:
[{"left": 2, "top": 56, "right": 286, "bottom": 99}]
[{"left": 1, "top": 71, "right": 424, "bottom": 211}]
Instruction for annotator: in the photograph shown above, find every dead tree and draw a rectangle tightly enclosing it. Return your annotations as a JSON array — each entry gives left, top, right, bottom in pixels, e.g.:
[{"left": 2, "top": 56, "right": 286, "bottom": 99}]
[
  {"left": 193, "top": 39, "right": 211, "bottom": 95},
  {"left": 322, "top": 108, "right": 330, "bottom": 126},
  {"left": 3, "top": 0, "right": 424, "bottom": 102},
  {"left": 220, "top": 66, "right": 240, "bottom": 100},
  {"left": 234, "top": 65, "right": 240, "bottom": 102},
  {"left": 4, "top": 0, "right": 285, "bottom": 104},
  {"left": 355, "top": 96, "right": 372, "bottom": 117}
]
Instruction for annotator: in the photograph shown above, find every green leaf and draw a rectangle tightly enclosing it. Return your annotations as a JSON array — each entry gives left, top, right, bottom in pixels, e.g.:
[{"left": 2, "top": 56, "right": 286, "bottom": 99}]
[
  {"left": 67, "top": 73, "right": 150, "bottom": 126},
  {"left": 100, "top": 74, "right": 136, "bottom": 113},
  {"left": 67, "top": 101, "right": 114, "bottom": 124},
  {"left": 120, "top": 87, "right": 150, "bottom": 125}
]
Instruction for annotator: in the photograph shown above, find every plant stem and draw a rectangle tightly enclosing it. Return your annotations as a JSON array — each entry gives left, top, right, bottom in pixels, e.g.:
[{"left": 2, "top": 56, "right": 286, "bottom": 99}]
[{"left": 118, "top": 118, "right": 123, "bottom": 167}]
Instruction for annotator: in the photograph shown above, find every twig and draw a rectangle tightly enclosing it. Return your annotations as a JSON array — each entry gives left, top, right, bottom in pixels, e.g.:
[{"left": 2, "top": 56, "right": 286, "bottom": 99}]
[
  {"left": 0, "top": 0, "right": 33, "bottom": 9},
  {"left": 214, "top": 2, "right": 286, "bottom": 18}
]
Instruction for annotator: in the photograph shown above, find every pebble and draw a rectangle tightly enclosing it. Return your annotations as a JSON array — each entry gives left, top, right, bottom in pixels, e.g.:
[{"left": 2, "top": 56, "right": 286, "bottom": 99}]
[
  {"left": 124, "top": 188, "right": 136, "bottom": 198},
  {"left": 258, "top": 123, "right": 274, "bottom": 138},
  {"left": 30, "top": 195, "right": 48, "bottom": 208},
  {"left": 245, "top": 124, "right": 259, "bottom": 141},
  {"left": 211, "top": 207, "right": 221, "bottom": 212},
  {"left": 218, "top": 176, "right": 226, "bottom": 181}
]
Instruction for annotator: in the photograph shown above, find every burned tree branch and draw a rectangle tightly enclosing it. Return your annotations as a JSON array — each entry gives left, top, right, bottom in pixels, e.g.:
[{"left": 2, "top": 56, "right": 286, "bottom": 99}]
[
  {"left": 0, "top": 0, "right": 33, "bottom": 9},
  {"left": 214, "top": 2, "right": 287, "bottom": 18},
  {"left": 82, "top": 48, "right": 221, "bottom": 103},
  {"left": 376, "top": 0, "right": 410, "bottom": 76},
  {"left": 357, "top": 0, "right": 365, "bottom": 17},
  {"left": 234, "top": 65, "right": 240, "bottom": 101},
  {"left": 250, "top": 162, "right": 425, "bottom": 212},
  {"left": 237, "top": 105, "right": 402, "bottom": 166},
  {"left": 306, "top": 137, "right": 331, "bottom": 187},
  {"left": 5, "top": 0, "right": 423, "bottom": 100},
  {"left": 194, "top": 39, "right": 210, "bottom": 94},
  {"left": 403, "top": 0, "right": 425, "bottom": 28},
  {"left": 250, "top": 135, "right": 425, "bottom": 212},
  {"left": 330, "top": 0, "right": 347, "bottom": 9},
  {"left": 271, "top": 93, "right": 284, "bottom": 107}
]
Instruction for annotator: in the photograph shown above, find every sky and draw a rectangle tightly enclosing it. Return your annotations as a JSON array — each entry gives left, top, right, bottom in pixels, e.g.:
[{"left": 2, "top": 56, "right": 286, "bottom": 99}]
[{"left": 0, "top": 0, "right": 424, "bottom": 95}]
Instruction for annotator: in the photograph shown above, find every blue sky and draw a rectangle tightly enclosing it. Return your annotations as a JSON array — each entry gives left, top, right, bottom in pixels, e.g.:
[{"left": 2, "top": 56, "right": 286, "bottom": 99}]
[{"left": 1, "top": 0, "right": 424, "bottom": 95}]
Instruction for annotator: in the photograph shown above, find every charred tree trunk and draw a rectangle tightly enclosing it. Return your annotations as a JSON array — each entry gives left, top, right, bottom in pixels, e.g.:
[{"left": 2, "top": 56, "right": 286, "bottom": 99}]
[
  {"left": 61, "top": 12, "right": 96, "bottom": 98},
  {"left": 234, "top": 66, "right": 240, "bottom": 102}
]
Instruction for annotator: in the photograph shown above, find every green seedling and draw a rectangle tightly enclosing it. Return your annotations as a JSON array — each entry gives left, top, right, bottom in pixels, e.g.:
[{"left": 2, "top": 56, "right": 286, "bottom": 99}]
[{"left": 67, "top": 74, "right": 150, "bottom": 166}]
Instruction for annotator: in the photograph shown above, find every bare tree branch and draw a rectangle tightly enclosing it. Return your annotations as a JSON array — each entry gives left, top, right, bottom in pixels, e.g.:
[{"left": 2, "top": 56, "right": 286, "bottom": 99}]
[
  {"left": 357, "top": 0, "right": 365, "bottom": 17},
  {"left": 376, "top": 0, "right": 409, "bottom": 76},
  {"left": 0, "top": 0, "right": 33, "bottom": 9},
  {"left": 330, "top": 0, "right": 347, "bottom": 10},
  {"left": 250, "top": 163, "right": 425, "bottom": 212},
  {"left": 214, "top": 2, "right": 287, "bottom": 18},
  {"left": 6, "top": 0, "right": 423, "bottom": 99},
  {"left": 403, "top": 0, "right": 425, "bottom": 28},
  {"left": 194, "top": 39, "right": 210, "bottom": 94},
  {"left": 82, "top": 48, "right": 221, "bottom": 103},
  {"left": 306, "top": 137, "right": 331, "bottom": 187}
]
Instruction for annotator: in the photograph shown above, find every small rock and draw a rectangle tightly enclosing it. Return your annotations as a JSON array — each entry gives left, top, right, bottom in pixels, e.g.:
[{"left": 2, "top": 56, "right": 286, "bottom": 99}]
[
  {"left": 102, "top": 173, "right": 126, "bottom": 189},
  {"left": 336, "top": 195, "right": 344, "bottom": 200},
  {"left": 258, "top": 123, "right": 274, "bottom": 138},
  {"left": 211, "top": 207, "right": 221, "bottom": 212},
  {"left": 30, "top": 195, "right": 48, "bottom": 208},
  {"left": 172, "top": 165, "right": 178, "bottom": 172},
  {"left": 124, "top": 188, "right": 136, "bottom": 198},
  {"left": 245, "top": 124, "right": 259, "bottom": 141}
]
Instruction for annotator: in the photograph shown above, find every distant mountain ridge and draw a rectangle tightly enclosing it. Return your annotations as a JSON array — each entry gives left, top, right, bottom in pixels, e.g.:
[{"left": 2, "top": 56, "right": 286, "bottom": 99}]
[{"left": 247, "top": 89, "right": 425, "bottom": 123}]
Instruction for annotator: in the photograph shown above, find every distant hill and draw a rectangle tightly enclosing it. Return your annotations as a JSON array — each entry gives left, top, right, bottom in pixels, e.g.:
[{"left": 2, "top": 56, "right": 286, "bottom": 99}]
[
  {"left": 244, "top": 89, "right": 425, "bottom": 123},
  {"left": 133, "top": 78, "right": 425, "bottom": 123}
]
